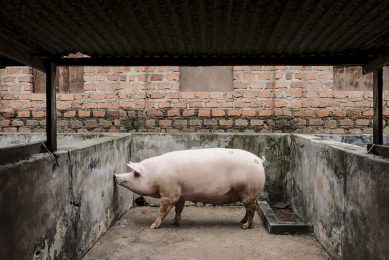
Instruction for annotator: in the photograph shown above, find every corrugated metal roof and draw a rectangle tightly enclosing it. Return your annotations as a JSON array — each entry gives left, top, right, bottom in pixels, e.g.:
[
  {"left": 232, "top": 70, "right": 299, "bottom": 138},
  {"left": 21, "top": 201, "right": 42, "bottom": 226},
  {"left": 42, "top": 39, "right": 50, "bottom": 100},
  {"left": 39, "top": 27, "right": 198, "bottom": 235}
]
[{"left": 0, "top": 0, "right": 389, "bottom": 67}]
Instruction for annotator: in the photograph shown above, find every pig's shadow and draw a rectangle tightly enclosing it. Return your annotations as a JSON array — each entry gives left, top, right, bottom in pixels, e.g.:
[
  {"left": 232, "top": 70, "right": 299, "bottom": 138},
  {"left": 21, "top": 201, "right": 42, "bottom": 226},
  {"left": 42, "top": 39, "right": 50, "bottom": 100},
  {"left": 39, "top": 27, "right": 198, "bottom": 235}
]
[{"left": 129, "top": 216, "right": 254, "bottom": 229}]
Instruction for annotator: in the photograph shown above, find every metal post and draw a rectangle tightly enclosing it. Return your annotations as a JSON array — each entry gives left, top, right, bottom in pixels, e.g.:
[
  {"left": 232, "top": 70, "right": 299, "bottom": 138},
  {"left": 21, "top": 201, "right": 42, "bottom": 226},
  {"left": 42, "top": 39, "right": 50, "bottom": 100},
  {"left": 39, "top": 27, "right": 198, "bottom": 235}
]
[
  {"left": 45, "top": 61, "right": 57, "bottom": 152},
  {"left": 373, "top": 68, "right": 383, "bottom": 145}
]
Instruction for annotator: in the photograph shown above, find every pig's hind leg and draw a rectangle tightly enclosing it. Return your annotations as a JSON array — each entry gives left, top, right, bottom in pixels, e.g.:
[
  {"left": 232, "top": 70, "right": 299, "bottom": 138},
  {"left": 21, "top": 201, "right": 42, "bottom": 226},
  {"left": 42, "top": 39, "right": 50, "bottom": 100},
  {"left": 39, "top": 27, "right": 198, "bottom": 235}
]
[
  {"left": 150, "top": 197, "right": 174, "bottom": 229},
  {"left": 241, "top": 199, "right": 256, "bottom": 229},
  {"left": 171, "top": 199, "right": 185, "bottom": 225}
]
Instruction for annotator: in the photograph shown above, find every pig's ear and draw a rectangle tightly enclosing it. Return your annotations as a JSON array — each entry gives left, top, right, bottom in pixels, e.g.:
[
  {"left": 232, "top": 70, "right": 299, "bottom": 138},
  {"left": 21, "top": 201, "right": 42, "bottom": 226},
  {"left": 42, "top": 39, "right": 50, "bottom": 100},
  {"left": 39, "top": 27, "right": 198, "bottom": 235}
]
[{"left": 125, "top": 162, "right": 144, "bottom": 177}]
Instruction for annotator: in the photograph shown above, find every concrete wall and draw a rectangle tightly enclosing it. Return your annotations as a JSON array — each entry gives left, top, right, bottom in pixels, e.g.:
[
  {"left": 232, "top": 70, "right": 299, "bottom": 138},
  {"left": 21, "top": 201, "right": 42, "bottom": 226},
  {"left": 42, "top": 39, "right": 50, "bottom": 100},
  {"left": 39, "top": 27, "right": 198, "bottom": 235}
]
[
  {"left": 0, "top": 132, "right": 388, "bottom": 260},
  {"left": 0, "top": 134, "right": 133, "bottom": 260},
  {"left": 287, "top": 135, "right": 389, "bottom": 260}
]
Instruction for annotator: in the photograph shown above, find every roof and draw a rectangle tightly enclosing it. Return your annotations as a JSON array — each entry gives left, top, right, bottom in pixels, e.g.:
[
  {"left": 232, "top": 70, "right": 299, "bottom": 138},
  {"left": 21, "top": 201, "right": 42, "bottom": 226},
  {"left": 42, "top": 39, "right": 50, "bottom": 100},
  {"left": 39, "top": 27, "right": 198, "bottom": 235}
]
[{"left": 1, "top": 0, "right": 389, "bottom": 71}]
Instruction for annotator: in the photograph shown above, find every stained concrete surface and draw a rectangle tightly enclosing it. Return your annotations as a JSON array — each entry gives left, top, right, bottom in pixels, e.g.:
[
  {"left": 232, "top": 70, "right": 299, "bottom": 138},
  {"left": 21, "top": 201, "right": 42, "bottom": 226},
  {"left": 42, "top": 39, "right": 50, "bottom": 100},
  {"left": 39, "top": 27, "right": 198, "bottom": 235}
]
[{"left": 83, "top": 206, "right": 328, "bottom": 260}]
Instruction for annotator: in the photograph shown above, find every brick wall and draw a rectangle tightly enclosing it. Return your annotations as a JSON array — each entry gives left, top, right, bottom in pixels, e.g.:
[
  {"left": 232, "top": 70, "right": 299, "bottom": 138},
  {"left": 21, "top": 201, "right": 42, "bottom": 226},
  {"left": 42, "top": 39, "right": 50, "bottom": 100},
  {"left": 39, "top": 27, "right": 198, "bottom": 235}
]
[{"left": 1, "top": 66, "right": 388, "bottom": 134}]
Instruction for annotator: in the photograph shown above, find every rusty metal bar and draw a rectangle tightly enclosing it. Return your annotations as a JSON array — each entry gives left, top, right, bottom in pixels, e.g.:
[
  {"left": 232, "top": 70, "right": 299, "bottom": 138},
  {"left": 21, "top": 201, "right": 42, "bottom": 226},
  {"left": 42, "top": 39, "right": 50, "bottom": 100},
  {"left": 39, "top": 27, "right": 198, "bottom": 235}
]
[
  {"left": 373, "top": 68, "right": 383, "bottom": 145},
  {"left": 45, "top": 61, "right": 57, "bottom": 152}
]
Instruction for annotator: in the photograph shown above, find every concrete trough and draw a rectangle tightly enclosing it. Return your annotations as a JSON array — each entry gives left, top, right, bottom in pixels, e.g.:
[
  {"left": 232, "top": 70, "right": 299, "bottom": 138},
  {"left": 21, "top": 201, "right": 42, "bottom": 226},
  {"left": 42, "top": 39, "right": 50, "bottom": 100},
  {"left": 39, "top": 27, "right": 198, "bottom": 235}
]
[
  {"left": 256, "top": 199, "right": 313, "bottom": 235},
  {"left": 0, "top": 133, "right": 388, "bottom": 260}
]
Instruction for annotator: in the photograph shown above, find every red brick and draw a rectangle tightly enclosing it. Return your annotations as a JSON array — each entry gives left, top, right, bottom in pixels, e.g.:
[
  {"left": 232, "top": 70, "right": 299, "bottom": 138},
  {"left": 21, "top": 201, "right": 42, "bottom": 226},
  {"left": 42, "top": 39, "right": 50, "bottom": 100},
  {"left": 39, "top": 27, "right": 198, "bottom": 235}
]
[
  {"left": 17, "top": 111, "right": 30, "bottom": 117},
  {"left": 297, "top": 119, "right": 307, "bottom": 126},
  {"left": 317, "top": 109, "right": 330, "bottom": 117},
  {"left": 248, "top": 101, "right": 262, "bottom": 107},
  {"left": 31, "top": 111, "right": 44, "bottom": 118},
  {"left": 235, "top": 119, "right": 248, "bottom": 126},
  {"left": 332, "top": 110, "right": 346, "bottom": 117},
  {"left": 362, "top": 110, "right": 373, "bottom": 116},
  {"left": 57, "top": 102, "right": 72, "bottom": 110},
  {"left": 198, "top": 109, "right": 211, "bottom": 117},
  {"left": 220, "top": 102, "right": 233, "bottom": 108},
  {"left": 334, "top": 91, "right": 348, "bottom": 99},
  {"left": 159, "top": 120, "right": 171, "bottom": 128},
  {"left": 243, "top": 92, "right": 257, "bottom": 98},
  {"left": 1, "top": 112, "right": 15, "bottom": 118},
  {"left": 356, "top": 119, "right": 370, "bottom": 126},
  {"left": 250, "top": 119, "right": 263, "bottom": 126},
  {"left": 78, "top": 110, "right": 90, "bottom": 117},
  {"left": 258, "top": 91, "right": 272, "bottom": 98},
  {"left": 228, "top": 110, "right": 242, "bottom": 116},
  {"left": 93, "top": 110, "right": 106, "bottom": 117},
  {"left": 64, "top": 111, "right": 76, "bottom": 117},
  {"left": 235, "top": 101, "right": 248, "bottom": 108},
  {"left": 1, "top": 93, "right": 14, "bottom": 100},
  {"left": 1, "top": 119, "right": 10, "bottom": 127},
  {"left": 31, "top": 94, "right": 45, "bottom": 101},
  {"left": 168, "top": 109, "right": 180, "bottom": 116},
  {"left": 326, "top": 120, "right": 337, "bottom": 128},
  {"left": 26, "top": 120, "right": 38, "bottom": 126},
  {"left": 309, "top": 119, "right": 323, "bottom": 126},
  {"left": 189, "top": 120, "right": 202, "bottom": 126},
  {"left": 148, "top": 110, "right": 163, "bottom": 117},
  {"left": 180, "top": 92, "right": 195, "bottom": 99},
  {"left": 274, "top": 82, "right": 289, "bottom": 89},
  {"left": 166, "top": 74, "right": 179, "bottom": 81},
  {"left": 212, "top": 110, "right": 225, "bottom": 117},
  {"left": 355, "top": 101, "right": 371, "bottom": 107},
  {"left": 12, "top": 120, "right": 24, "bottom": 126},
  {"left": 145, "top": 119, "right": 155, "bottom": 127},
  {"left": 259, "top": 110, "right": 272, "bottom": 116},
  {"left": 243, "top": 73, "right": 255, "bottom": 80},
  {"left": 302, "top": 110, "right": 315, "bottom": 117},
  {"left": 257, "top": 73, "right": 272, "bottom": 80},
  {"left": 183, "top": 110, "right": 195, "bottom": 116},
  {"left": 60, "top": 94, "right": 75, "bottom": 101},
  {"left": 174, "top": 120, "right": 188, "bottom": 126},
  {"left": 195, "top": 92, "right": 209, "bottom": 99},
  {"left": 219, "top": 119, "right": 233, "bottom": 126},
  {"left": 242, "top": 110, "right": 256, "bottom": 117},
  {"left": 275, "top": 101, "right": 287, "bottom": 108},
  {"left": 340, "top": 119, "right": 353, "bottom": 126},
  {"left": 157, "top": 102, "right": 170, "bottom": 108},
  {"left": 205, "top": 101, "right": 218, "bottom": 108}
]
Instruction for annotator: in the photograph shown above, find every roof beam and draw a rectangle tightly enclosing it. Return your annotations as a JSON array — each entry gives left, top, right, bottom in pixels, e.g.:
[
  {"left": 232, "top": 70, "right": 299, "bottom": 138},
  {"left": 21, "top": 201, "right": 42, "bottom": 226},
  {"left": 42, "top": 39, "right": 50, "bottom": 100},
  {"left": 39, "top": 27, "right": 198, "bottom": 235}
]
[
  {"left": 363, "top": 49, "right": 389, "bottom": 74},
  {"left": 0, "top": 36, "right": 45, "bottom": 71},
  {"left": 53, "top": 56, "right": 370, "bottom": 67}
]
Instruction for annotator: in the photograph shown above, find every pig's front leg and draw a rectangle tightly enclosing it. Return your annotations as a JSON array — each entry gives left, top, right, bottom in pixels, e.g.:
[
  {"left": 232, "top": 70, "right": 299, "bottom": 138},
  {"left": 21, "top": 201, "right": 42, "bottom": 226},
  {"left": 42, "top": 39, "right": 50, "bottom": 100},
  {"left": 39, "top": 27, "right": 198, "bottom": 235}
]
[
  {"left": 171, "top": 199, "right": 185, "bottom": 225},
  {"left": 150, "top": 197, "right": 174, "bottom": 229}
]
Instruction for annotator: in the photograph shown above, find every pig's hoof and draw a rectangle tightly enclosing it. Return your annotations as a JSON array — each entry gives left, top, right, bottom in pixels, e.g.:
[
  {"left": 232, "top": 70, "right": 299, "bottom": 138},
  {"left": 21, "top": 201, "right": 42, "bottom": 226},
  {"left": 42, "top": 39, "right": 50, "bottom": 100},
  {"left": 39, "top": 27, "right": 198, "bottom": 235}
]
[
  {"left": 241, "top": 223, "right": 251, "bottom": 229},
  {"left": 150, "top": 223, "right": 159, "bottom": 229},
  {"left": 170, "top": 220, "right": 181, "bottom": 226},
  {"left": 240, "top": 217, "right": 248, "bottom": 224}
]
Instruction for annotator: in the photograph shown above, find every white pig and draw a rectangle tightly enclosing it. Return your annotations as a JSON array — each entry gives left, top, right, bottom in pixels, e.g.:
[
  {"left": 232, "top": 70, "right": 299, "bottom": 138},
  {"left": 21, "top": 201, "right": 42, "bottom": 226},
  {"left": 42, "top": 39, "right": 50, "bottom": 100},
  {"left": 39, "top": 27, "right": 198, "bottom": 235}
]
[{"left": 114, "top": 148, "right": 265, "bottom": 229}]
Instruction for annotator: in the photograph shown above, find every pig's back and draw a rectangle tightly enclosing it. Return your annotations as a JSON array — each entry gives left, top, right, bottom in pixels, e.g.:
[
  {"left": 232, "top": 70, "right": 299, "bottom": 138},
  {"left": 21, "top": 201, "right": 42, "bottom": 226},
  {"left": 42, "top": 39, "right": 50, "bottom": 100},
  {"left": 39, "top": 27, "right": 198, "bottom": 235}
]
[{"left": 142, "top": 148, "right": 265, "bottom": 204}]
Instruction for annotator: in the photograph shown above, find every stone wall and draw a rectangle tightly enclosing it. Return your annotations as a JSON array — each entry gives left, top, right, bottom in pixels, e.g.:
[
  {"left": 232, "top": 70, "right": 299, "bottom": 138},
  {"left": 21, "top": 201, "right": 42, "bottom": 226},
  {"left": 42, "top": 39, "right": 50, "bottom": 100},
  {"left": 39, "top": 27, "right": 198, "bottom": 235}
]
[
  {"left": 0, "top": 134, "right": 133, "bottom": 260},
  {"left": 1, "top": 66, "right": 388, "bottom": 134}
]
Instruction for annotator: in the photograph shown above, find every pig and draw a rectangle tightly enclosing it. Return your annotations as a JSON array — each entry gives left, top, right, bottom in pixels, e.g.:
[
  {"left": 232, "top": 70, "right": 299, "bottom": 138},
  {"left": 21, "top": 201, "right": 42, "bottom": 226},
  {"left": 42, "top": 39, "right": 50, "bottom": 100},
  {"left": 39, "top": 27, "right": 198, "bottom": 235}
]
[{"left": 114, "top": 148, "right": 265, "bottom": 229}]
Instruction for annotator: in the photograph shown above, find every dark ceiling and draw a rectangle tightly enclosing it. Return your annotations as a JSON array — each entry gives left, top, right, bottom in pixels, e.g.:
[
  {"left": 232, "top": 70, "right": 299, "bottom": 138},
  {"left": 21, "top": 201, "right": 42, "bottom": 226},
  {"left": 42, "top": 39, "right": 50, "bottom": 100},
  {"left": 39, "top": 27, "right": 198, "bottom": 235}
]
[{"left": 1, "top": 0, "right": 389, "bottom": 71}]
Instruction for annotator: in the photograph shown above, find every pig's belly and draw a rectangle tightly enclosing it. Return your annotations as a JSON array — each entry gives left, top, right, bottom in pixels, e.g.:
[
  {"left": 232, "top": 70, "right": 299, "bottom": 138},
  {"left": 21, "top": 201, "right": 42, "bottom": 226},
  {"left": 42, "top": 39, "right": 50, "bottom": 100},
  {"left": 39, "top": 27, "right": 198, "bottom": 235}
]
[{"left": 181, "top": 187, "right": 241, "bottom": 205}]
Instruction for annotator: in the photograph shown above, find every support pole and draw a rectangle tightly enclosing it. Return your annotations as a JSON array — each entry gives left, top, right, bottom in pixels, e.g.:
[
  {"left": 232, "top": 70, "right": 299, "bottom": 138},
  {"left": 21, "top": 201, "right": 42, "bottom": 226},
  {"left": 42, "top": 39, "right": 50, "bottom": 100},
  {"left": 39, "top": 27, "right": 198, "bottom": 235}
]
[
  {"left": 373, "top": 68, "right": 383, "bottom": 145},
  {"left": 45, "top": 61, "right": 57, "bottom": 152}
]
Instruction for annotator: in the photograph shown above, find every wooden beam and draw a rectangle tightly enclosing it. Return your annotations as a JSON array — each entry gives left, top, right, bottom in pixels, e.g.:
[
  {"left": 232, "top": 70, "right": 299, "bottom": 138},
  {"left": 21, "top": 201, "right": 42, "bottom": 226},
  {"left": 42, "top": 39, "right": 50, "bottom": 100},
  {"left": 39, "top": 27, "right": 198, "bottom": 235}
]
[
  {"left": 45, "top": 61, "right": 57, "bottom": 152},
  {"left": 373, "top": 68, "right": 383, "bottom": 145},
  {"left": 0, "top": 36, "right": 45, "bottom": 71}
]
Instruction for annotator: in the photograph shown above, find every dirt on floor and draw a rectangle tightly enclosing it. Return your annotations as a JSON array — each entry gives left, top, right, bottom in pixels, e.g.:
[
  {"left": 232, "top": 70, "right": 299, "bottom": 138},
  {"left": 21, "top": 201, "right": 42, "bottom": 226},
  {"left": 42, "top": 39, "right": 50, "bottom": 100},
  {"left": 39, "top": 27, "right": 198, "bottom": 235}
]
[{"left": 83, "top": 206, "right": 329, "bottom": 260}]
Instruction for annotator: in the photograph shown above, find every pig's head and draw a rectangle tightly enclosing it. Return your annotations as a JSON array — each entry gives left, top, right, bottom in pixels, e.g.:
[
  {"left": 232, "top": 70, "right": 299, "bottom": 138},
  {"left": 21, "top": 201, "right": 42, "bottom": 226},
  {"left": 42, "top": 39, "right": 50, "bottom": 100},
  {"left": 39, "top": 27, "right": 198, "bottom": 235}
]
[{"left": 114, "top": 162, "right": 154, "bottom": 196}]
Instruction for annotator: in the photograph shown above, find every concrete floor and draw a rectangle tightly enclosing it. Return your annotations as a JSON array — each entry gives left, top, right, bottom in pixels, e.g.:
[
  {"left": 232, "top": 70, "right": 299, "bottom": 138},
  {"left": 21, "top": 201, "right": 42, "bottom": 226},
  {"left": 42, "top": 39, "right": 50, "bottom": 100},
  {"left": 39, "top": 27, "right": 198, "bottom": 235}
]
[{"left": 83, "top": 206, "right": 329, "bottom": 260}]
